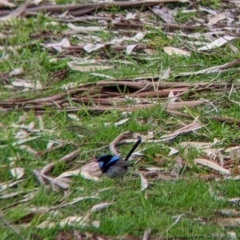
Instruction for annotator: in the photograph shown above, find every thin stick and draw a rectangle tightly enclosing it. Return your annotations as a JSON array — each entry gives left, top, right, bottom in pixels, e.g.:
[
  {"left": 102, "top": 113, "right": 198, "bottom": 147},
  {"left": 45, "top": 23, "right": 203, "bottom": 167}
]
[
  {"left": 0, "top": 215, "right": 25, "bottom": 240},
  {"left": 125, "top": 136, "right": 142, "bottom": 161},
  {"left": 109, "top": 131, "right": 130, "bottom": 155}
]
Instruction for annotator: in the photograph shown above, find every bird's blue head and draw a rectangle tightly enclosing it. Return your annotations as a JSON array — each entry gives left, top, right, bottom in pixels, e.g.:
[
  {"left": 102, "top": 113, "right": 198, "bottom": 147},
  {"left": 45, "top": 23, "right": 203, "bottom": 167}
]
[{"left": 97, "top": 155, "right": 120, "bottom": 173}]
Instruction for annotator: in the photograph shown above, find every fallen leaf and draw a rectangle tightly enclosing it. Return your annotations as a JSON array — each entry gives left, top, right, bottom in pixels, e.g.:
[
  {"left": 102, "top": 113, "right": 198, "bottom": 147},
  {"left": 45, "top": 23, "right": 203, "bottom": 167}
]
[
  {"left": 142, "top": 228, "right": 151, "bottom": 240},
  {"left": 151, "top": 6, "right": 175, "bottom": 23},
  {"left": 0, "top": 0, "right": 15, "bottom": 7},
  {"left": 80, "top": 162, "right": 102, "bottom": 181},
  {"left": 217, "top": 218, "right": 240, "bottom": 227},
  {"left": 198, "top": 36, "right": 236, "bottom": 51},
  {"left": 139, "top": 172, "right": 148, "bottom": 191},
  {"left": 10, "top": 167, "right": 24, "bottom": 179},
  {"left": 170, "top": 156, "right": 183, "bottom": 177},
  {"left": 63, "top": 23, "right": 105, "bottom": 34},
  {"left": 59, "top": 216, "right": 89, "bottom": 227},
  {"left": 160, "top": 118, "right": 203, "bottom": 141},
  {"left": 0, "top": 0, "right": 31, "bottom": 22},
  {"left": 208, "top": 12, "right": 226, "bottom": 25},
  {"left": 159, "top": 67, "right": 171, "bottom": 80},
  {"left": 126, "top": 12, "right": 136, "bottom": 20},
  {"left": 9, "top": 67, "right": 24, "bottom": 76},
  {"left": 114, "top": 118, "right": 129, "bottom": 126},
  {"left": 67, "top": 62, "right": 112, "bottom": 72},
  {"left": 126, "top": 44, "right": 137, "bottom": 55},
  {"left": 163, "top": 46, "right": 190, "bottom": 56},
  {"left": 0, "top": 179, "right": 24, "bottom": 192},
  {"left": 194, "top": 158, "right": 231, "bottom": 175},
  {"left": 42, "top": 38, "right": 70, "bottom": 52},
  {"left": 67, "top": 114, "right": 80, "bottom": 122},
  {"left": 83, "top": 43, "right": 106, "bottom": 53},
  {"left": 0, "top": 191, "right": 22, "bottom": 199},
  {"left": 90, "top": 202, "right": 113, "bottom": 212},
  {"left": 168, "top": 147, "right": 179, "bottom": 156},
  {"left": 37, "top": 215, "right": 89, "bottom": 228},
  {"left": 92, "top": 220, "right": 100, "bottom": 228},
  {"left": 11, "top": 79, "right": 42, "bottom": 90}
]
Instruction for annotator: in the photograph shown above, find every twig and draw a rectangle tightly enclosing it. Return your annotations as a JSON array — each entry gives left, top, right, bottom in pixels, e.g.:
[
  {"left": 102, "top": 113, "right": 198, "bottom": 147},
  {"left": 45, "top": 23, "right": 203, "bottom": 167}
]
[
  {"left": 166, "top": 214, "right": 184, "bottom": 233},
  {"left": 32, "top": 169, "right": 46, "bottom": 185},
  {"left": 142, "top": 228, "right": 151, "bottom": 240},
  {"left": 166, "top": 109, "right": 240, "bottom": 127},
  {"left": 41, "top": 149, "right": 80, "bottom": 175},
  {"left": 109, "top": 131, "right": 131, "bottom": 155},
  {"left": 0, "top": 215, "right": 25, "bottom": 240},
  {"left": 0, "top": 0, "right": 32, "bottom": 21},
  {"left": 35, "top": 142, "right": 65, "bottom": 157}
]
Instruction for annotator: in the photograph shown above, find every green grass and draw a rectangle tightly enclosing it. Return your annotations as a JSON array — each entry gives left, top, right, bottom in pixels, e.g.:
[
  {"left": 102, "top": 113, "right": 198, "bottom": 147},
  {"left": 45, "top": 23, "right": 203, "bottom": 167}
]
[{"left": 1, "top": 1, "right": 240, "bottom": 240}]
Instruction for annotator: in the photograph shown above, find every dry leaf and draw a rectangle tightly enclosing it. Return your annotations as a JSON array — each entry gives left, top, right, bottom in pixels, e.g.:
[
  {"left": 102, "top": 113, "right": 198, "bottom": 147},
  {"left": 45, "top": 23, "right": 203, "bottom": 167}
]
[
  {"left": 217, "top": 218, "right": 240, "bottom": 227},
  {"left": 180, "top": 141, "right": 213, "bottom": 149},
  {"left": 151, "top": 6, "right": 175, "bottom": 23},
  {"left": 59, "top": 216, "right": 89, "bottom": 227},
  {"left": 170, "top": 156, "right": 183, "bottom": 177},
  {"left": 90, "top": 73, "right": 114, "bottom": 79},
  {"left": 198, "top": 36, "right": 236, "bottom": 51},
  {"left": 92, "top": 220, "right": 100, "bottom": 228},
  {"left": 165, "top": 101, "right": 204, "bottom": 110},
  {"left": 11, "top": 136, "right": 40, "bottom": 146},
  {"left": 0, "top": 191, "right": 22, "bottom": 199},
  {"left": 177, "top": 59, "right": 240, "bottom": 76},
  {"left": 67, "top": 114, "right": 80, "bottom": 121},
  {"left": 114, "top": 118, "right": 129, "bottom": 126},
  {"left": 110, "top": 32, "right": 145, "bottom": 44},
  {"left": 90, "top": 202, "right": 113, "bottom": 212},
  {"left": 67, "top": 62, "right": 112, "bottom": 72},
  {"left": 126, "top": 44, "right": 137, "bottom": 55},
  {"left": 227, "top": 231, "right": 237, "bottom": 240},
  {"left": 10, "top": 167, "right": 24, "bottom": 179},
  {"left": 208, "top": 12, "right": 226, "bottom": 25},
  {"left": 142, "top": 229, "right": 151, "bottom": 240},
  {"left": 194, "top": 158, "right": 231, "bottom": 175},
  {"left": 160, "top": 118, "right": 202, "bottom": 141},
  {"left": 57, "top": 169, "right": 81, "bottom": 178},
  {"left": 37, "top": 219, "right": 55, "bottom": 229},
  {"left": 11, "top": 79, "right": 42, "bottom": 90},
  {"left": 83, "top": 43, "right": 106, "bottom": 53},
  {"left": 80, "top": 162, "right": 102, "bottom": 181},
  {"left": 159, "top": 67, "right": 171, "bottom": 80},
  {"left": 9, "top": 67, "right": 24, "bottom": 76},
  {"left": 139, "top": 172, "right": 148, "bottom": 191},
  {"left": 163, "top": 47, "right": 190, "bottom": 56},
  {"left": 0, "top": 179, "right": 24, "bottom": 192},
  {"left": 56, "top": 196, "right": 99, "bottom": 209},
  {"left": 0, "top": 0, "right": 31, "bottom": 22},
  {"left": 37, "top": 215, "right": 89, "bottom": 228},
  {"left": 229, "top": 149, "right": 240, "bottom": 163},
  {"left": 126, "top": 12, "right": 136, "bottom": 20},
  {"left": 168, "top": 147, "right": 179, "bottom": 156},
  {"left": 42, "top": 38, "right": 70, "bottom": 52},
  {"left": 64, "top": 23, "right": 105, "bottom": 34},
  {"left": 0, "top": 0, "right": 15, "bottom": 7},
  {"left": 19, "top": 145, "right": 38, "bottom": 155}
]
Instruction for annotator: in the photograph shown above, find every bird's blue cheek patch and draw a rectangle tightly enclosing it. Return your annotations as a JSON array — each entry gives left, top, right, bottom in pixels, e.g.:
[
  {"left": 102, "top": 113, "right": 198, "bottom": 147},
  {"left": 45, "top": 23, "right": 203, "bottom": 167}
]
[{"left": 98, "top": 161, "right": 104, "bottom": 168}]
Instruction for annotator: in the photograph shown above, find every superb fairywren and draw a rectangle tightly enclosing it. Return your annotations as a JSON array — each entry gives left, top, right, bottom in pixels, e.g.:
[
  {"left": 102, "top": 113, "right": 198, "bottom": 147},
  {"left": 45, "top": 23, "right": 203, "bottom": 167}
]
[{"left": 97, "top": 137, "right": 142, "bottom": 178}]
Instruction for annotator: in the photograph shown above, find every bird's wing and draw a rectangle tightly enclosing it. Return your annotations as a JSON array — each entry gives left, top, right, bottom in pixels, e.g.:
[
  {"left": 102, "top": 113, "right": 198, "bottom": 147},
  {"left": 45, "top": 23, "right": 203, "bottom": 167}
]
[
  {"left": 114, "top": 159, "right": 129, "bottom": 167},
  {"left": 106, "top": 155, "right": 120, "bottom": 166}
]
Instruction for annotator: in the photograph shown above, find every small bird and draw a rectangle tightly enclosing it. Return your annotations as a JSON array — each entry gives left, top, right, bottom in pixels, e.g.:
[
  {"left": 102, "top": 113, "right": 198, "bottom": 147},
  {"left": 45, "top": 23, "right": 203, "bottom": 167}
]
[{"left": 97, "top": 137, "right": 142, "bottom": 178}]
